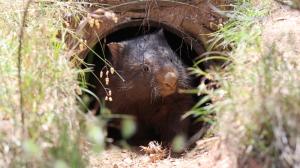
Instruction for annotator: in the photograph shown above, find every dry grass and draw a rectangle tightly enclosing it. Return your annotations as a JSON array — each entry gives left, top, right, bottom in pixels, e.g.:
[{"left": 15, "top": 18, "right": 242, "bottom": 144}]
[
  {"left": 0, "top": 1, "right": 103, "bottom": 167},
  {"left": 203, "top": 0, "right": 300, "bottom": 167},
  {"left": 1, "top": 0, "right": 299, "bottom": 167}
]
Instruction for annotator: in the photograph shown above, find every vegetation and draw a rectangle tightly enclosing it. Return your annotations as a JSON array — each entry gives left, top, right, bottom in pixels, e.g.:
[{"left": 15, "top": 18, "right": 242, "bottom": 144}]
[
  {"left": 0, "top": 1, "right": 104, "bottom": 167},
  {"left": 0, "top": 0, "right": 299, "bottom": 167},
  {"left": 194, "top": 0, "right": 300, "bottom": 167}
]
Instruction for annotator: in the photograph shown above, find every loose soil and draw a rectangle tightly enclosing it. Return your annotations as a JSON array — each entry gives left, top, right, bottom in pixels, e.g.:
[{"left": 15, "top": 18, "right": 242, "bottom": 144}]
[{"left": 88, "top": 137, "right": 237, "bottom": 168}]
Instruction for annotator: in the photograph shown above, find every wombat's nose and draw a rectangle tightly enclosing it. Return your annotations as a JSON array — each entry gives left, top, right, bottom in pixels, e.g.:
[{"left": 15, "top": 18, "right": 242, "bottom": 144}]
[
  {"left": 163, "top": 72, "right": 177, "bottom": 89},
  {"left": 156, "top": 67, "right": 178, "bottom": 97},
  {"left": 160, "top": 72, "right": 177, "bottom": 96}
]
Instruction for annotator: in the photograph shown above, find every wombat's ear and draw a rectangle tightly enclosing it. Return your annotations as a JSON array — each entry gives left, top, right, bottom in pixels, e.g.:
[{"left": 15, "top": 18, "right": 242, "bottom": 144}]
[
  {"left": 107, "top": 42, "right": 125, "bottom": 61},
  {"left": 157, "top": 29, "right": 164, "bottom": 37}
]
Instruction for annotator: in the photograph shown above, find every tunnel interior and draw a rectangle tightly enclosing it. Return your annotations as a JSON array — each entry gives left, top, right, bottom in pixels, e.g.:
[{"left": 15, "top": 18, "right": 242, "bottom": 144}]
[{"left": 81, "top": 25, "right": 210, "bottom": 146}]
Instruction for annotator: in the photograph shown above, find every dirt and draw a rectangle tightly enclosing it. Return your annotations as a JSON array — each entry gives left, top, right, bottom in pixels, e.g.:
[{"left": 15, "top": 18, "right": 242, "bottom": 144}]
[
  {"left": 262, "top": 3, "right": 300, "bottom": 56},
  {"left": 88, "top": 137, "right": 237, "bottom": 168}
]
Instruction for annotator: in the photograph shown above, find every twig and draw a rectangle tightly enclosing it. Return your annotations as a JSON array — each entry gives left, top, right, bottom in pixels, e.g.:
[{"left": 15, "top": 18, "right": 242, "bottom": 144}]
[
  {"left": 184, "top": 124, "right": 210, "bottom": 150},
  {"left": 17, "top": 0, "right": 33, "bottom": 137},
  {"left": 273, "top": 0, "right": 300, "bottom": 10}
]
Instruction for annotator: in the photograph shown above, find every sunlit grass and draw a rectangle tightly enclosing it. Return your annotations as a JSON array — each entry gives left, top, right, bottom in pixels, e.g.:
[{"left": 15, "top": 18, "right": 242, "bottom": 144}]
[
  {"left": 1, "top": 0, "right": 299, "bottom": 167},
  {"left": 194, "top": 0, "right": 300, "bottom": 167},
  {"left": 0, "top": 1, "right": 104, "bottom": 167}
]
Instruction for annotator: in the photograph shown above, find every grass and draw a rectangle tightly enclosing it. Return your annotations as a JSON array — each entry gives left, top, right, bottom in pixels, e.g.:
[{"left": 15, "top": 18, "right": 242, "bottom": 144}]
[
  {"left": 1, "top": 0, "right": 299, "bottom": 167},
  {"left": 194, "top": 0, "right": 300, "bottom": 167},
  {"left": 0, "top": 1, "right": 104, "bottom": 167}
]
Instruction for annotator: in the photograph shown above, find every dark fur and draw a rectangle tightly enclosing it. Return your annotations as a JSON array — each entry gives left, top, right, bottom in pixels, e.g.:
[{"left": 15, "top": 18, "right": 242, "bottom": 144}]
[{"left": 100, "top": 30, "right": 195, "bottom": 145}]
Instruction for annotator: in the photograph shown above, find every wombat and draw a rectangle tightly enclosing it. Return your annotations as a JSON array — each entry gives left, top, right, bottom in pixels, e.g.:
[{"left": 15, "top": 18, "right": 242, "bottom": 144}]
[{"left": 99, "top": 30, "right": 195, "bottom": 147}]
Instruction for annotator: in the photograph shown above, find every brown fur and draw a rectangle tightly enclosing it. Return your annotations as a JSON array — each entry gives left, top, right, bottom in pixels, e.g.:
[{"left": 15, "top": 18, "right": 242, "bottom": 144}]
[{"left": 98, "top": 30, "right": 195, "bottom": 146}]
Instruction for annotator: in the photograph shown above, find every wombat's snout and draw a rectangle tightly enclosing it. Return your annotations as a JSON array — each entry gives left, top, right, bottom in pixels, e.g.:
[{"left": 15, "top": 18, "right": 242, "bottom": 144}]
[
  {"left": 163, "top": 72, "right": 177, "bottom": 89},
  {"left": 157, "top": 67, "right": 178, "bottom": 97}
]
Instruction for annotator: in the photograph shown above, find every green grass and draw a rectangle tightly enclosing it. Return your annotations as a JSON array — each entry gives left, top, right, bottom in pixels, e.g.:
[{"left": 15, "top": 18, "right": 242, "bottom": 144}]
[
  {"left": 0, "top": 1, "right": 104, "bottom": 167},
  {"left": 1, "top": 0, "right": 299, "bottom": 167},
  {"left": 194, "top": 0, "right": 300, "bottom": 167}
]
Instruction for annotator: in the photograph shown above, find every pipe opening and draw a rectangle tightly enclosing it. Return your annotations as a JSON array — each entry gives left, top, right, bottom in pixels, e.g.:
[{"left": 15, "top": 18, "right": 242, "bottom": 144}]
[{"left": 81, "top": 24, "right": 210, "bottom": 147}]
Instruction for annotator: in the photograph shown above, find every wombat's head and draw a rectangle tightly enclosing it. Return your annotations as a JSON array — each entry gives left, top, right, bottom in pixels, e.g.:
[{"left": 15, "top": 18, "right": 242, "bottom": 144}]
[{"left": 107, "top": 30, "right": 190, "bottom": 100}]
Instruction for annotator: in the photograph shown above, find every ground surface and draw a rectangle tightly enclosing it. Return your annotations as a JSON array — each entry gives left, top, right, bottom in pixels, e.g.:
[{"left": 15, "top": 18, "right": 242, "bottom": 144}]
[{"left": 89, "top": 137, "right": 237, "bottom": 168}]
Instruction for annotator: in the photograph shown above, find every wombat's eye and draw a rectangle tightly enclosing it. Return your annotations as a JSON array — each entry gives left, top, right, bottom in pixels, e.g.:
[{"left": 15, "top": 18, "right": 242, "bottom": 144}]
[{"left": 143, "top": 65, "right": 150, "bottom": 72}]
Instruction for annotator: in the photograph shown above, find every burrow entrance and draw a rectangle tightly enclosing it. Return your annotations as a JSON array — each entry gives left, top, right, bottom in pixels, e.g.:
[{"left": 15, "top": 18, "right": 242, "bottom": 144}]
[
  {"left": 83, "top": 23, "right": 205, "bottom": 98},
  {"left": 81, "top": 24, "right": 212, "bottom": 146},
  {"left": 67, "top": 0, "right": 228, "bottom": 149}
]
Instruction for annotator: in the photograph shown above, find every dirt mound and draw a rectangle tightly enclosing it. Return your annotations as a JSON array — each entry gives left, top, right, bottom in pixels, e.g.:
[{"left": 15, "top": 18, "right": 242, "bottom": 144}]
[{"left": 262, "top": 4, "right": 300, "bottom": 56}]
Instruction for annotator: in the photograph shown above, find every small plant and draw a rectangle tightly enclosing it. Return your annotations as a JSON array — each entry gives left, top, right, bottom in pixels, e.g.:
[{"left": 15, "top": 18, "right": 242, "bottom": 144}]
[
  {"left": 204, "top": 0, "right": 300, "bottom": 167},
  {"left": 0, "top": 1, "right": 107, "bottom": 167}
]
